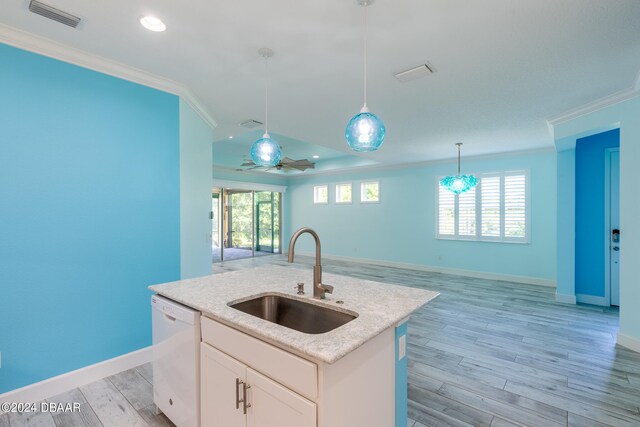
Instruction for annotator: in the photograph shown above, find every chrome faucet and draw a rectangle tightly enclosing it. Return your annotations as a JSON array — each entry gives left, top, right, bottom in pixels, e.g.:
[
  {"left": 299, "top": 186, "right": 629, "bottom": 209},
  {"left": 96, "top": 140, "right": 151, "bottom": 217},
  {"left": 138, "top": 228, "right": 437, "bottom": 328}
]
[{"left": 288, "top": 227, "right": 334, "bottom": 299}]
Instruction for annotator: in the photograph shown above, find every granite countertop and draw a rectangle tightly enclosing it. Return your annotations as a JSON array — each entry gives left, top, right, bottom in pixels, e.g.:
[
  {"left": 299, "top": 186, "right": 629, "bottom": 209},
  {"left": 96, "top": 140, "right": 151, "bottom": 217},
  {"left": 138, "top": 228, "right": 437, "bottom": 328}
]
[{"left": 149, "top": 264, "right": 439, "bottom": 364}]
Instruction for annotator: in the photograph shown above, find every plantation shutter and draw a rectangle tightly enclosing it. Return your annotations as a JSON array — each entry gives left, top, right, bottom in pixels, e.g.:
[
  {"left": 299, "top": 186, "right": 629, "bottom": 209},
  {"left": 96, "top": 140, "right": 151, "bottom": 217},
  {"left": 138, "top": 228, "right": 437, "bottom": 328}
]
[
  {"left": 481, "top": 176, "right": 501, "bottom": 237},
  {"left": 504, "top": 174, "right": 527, "bottom": 239},
  {"left": 458, "top": 187, "right": 476, "bottom": 236},
  {"left": 438, "top": 184, "right": 455, "bottom": 236}
]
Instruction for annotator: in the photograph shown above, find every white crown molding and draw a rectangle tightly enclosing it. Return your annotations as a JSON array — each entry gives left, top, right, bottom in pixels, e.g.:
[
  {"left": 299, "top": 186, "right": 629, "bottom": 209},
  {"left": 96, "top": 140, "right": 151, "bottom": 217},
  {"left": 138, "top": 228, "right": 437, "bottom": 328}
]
[
  {"left": 181, "top": 88, "right": 218, "bottom": 130},
  {"left": 547, "top": 84, "right": 640, "bottom": 127},
  {"left": 213, "top": 165, "right": 292, "bottom": 180},
  {"left": 0, "top": 23, "right": 217, "bottom": 129},
  {"left": 212, "top": 177, "right": 287, "bottom": 193},
  {"left": 286, "top": 147, "right": 556, "bottom": 180}
]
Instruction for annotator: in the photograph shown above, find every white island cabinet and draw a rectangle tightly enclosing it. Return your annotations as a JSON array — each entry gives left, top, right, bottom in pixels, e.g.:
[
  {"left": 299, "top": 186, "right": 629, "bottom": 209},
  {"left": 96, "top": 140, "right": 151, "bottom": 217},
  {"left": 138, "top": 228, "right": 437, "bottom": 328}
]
[
  {"left": 148, "top": 265, "right": 439, "bottom": 427},
  {"left": 201, "top": 344, "right": 316, "bottom": 427},
  {"left": 199, "top": 315, "right": 396, "bottom": 427}
]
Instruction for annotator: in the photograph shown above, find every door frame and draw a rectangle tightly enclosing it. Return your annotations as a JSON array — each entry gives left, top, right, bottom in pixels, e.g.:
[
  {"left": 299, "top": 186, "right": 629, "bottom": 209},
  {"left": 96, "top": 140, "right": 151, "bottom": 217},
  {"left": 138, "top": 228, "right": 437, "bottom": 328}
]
[
  {"left": 604, "top": 147, "right": 620, "bottom": 306},
  {"left": 212, "top": 185, "right": 283, "bottom": 263}
]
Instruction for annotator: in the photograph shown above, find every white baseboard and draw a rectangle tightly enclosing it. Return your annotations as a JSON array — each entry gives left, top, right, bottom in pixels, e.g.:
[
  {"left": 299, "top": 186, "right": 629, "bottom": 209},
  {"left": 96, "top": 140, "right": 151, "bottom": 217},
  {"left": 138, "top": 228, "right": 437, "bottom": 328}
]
[
  {"left": 0, "top": 346, "right": 152, "bottom": 408},
  {"left": 576, "top": 293, "right": 608, "bottom": 306},
  {"left": 555, "top": 293, "right": 577, "bottom": 304},
  {"left": 617, "top": 333, "right": 640, "bottom": 354},
  {"left": 293, "top": 251, "right": 556, "bottom": 287}
]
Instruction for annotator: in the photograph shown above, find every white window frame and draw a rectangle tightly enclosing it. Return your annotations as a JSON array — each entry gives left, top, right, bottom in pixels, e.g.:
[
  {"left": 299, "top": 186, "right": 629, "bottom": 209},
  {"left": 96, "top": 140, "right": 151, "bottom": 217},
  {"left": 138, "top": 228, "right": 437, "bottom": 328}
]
[
  {"left": 436, "top": 170, "right": 530, "bottom": 243},
  {"left": 360, "top": 181, "right": 380, "bottom": 203},
  {"left": 333, "top": 182, "right": 353, "bottom": 205},
  {"left": 313, "top": 185, "right": 328, "bottom": 204},
  {"left": 335, "top": 182, "right": 353, "bottom": 204}
]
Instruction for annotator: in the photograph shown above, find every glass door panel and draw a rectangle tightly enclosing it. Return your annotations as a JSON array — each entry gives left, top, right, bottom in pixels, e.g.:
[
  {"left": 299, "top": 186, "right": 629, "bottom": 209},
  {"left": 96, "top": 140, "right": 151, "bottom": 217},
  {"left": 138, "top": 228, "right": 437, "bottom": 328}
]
[
  {"left": 227, "top": 190, "right": 254, "bottom": 261},
  {"left": 212, "top": 188, "right": 281, "bottom": 263},
  {"left": 255, "top": 192, "right": 274, "bottom": 254},
  {"left": 212, "top": 190, "right": 221, "bottom": 263}
]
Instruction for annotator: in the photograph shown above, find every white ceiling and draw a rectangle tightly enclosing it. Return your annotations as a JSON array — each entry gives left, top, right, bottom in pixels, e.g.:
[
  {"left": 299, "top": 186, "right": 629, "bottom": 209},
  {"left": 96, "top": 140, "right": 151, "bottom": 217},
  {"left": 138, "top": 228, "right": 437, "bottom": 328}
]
[{"left": 2, "top": 0, "right": 640, "bottom": 166}]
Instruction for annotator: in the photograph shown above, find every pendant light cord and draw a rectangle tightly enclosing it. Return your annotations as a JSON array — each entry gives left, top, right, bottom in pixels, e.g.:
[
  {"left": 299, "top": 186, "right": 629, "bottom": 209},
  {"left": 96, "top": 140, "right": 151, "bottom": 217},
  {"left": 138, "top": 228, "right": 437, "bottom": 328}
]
[
  {"left": 457, "top": 143, "right": 462, "bottom": 174},
  {"left": 363, "top": 4, "right": 368, "bottom": 109},
  {"left": 265, "top": 55, "right": 269, "bottom": 134}
]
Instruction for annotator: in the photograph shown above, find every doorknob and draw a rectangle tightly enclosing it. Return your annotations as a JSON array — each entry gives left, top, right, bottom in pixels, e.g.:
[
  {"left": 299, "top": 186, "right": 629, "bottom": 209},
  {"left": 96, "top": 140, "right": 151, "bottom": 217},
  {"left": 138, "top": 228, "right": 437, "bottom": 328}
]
[{"left": 612, "top": 229, "right": 620, "bottom": 243}]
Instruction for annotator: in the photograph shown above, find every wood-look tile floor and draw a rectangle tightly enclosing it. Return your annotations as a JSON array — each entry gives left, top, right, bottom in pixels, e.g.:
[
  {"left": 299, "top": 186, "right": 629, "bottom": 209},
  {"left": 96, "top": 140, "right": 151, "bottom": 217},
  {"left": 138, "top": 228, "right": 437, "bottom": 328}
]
[
  {"left": 3, "top": 255, "right": 639, "bottom": 426},
  {"left": 0, "top": 363, "right": 173, "bottom": 427}
]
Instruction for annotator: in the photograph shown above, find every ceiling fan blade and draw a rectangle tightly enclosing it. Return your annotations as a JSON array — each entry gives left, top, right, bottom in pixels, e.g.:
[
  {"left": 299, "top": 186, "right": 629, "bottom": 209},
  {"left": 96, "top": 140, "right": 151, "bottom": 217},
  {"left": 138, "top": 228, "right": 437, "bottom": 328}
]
[
  {"left": 288, "top": 164, "right": 310, "bottom": 171},
  {"left": 291, "top": 159, "right": 314, "bottom": 167},
  {"left": 282, "top": 157, "right": 303, "bottom": 164}
]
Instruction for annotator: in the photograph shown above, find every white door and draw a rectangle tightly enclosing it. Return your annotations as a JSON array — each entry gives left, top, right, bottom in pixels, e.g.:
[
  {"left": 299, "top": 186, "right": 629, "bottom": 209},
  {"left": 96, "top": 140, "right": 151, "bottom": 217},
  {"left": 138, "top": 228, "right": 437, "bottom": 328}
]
[
  {"left": 610, "top": 151, "right": 620, "bottom": 306},
  {"left": 246, "top": 368, "right": 316, "bottom": 427},
  {"left": 200, "top": 343, "right": 247, "bottom": 427}
]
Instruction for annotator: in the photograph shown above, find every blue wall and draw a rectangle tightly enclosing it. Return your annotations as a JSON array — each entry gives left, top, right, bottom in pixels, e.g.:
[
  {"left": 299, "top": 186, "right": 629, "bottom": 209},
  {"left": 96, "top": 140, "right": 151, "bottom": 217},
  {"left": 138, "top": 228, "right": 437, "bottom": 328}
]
[
  {"left": 180, "top": 100, "right": 214, "bottom": 279},
  {"left": 555, "top": 149, "right": 577, "bottom": 302},
  {"left": 553, "top": 96, "right": 640, "bottom": 349},
  {"left": 575, "top": 129, "right": 619, "bottom": 297},
  {"left": 395, "top": 322, "right": 408, "bottom": 427},
  {"left": 0, "top": 44, "right": 181, "bottom": 393},
  {"left": 284, "top": 150, "right": 557, "bottom": 282}
]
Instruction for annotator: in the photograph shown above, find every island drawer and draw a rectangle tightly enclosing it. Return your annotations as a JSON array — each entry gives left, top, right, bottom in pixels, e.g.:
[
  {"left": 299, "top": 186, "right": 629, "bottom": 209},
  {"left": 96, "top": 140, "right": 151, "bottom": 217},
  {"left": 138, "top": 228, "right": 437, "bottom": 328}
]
[{"left": 201, "top": 316, "right": 318, "bottom": 400}]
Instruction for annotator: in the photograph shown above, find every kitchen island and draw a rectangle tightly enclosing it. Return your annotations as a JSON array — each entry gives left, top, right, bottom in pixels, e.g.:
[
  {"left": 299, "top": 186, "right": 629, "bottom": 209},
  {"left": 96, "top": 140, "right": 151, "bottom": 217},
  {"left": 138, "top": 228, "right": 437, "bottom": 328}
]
[{"left": 150, "top": 264, "right": 438, "bottom": 427}]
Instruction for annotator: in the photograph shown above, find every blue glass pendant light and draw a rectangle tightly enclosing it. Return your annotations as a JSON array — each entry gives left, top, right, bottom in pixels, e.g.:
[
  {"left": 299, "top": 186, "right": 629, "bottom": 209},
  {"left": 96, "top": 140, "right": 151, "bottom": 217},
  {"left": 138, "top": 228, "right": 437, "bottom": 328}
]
[
  {"left": 346, "top": 0, "right": 385, "bottom": 152},
  {"left": 250, "top": 48, "right": 282, "bottom": 167},
  {"left": 440, "top": 143, "right": 478, "bottom": 194}
]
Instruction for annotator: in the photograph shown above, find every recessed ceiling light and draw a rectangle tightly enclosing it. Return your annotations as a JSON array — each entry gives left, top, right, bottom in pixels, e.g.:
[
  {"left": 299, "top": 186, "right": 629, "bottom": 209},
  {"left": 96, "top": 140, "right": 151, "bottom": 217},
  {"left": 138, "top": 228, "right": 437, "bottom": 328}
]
[
  {"left": 228, "top": 136, "right": 234, "bottom": 139},
  {"left": 312, "top": 155, "right": 320, "bottom": 159},
  {"left": 139, "top": 16, "right": 166, "bottom": 32}
]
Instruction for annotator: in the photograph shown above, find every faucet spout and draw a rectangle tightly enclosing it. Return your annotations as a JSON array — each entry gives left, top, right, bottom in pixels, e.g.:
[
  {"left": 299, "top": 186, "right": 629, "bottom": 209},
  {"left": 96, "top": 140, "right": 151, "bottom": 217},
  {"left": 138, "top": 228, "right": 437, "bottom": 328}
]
[{"left": 288, "top": 227, "right": 330, "bottom": 299}]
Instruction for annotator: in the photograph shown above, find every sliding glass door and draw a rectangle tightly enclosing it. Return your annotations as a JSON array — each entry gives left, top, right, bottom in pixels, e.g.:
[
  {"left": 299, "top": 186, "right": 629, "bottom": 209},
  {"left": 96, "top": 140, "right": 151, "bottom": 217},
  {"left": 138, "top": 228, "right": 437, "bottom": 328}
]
[
  {"left": 255, "top": 191, "right": 280, "bottom": 254},
  {"left": 212, "top": 188, "right": 281, "bottom": 263}
]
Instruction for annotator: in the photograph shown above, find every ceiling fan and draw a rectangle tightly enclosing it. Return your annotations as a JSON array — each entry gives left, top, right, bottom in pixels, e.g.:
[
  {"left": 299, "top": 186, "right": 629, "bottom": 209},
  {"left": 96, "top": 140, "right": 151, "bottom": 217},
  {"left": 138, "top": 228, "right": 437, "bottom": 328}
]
[{"left": 240, "top": 156, "right": 315, "bottom": 172}]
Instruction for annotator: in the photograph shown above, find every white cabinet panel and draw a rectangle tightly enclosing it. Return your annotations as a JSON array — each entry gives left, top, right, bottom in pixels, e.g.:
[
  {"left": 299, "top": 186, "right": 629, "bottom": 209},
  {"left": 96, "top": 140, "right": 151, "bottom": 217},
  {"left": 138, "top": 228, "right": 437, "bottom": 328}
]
[
  {"left": 201, "top": 316, "right": 317, "bottom": 399},
  {"left": 246, "top": 368, "right": 316, "bottom": 427},
  {"left": 201, "top": 343, "right": 246, "bottom": 427}
]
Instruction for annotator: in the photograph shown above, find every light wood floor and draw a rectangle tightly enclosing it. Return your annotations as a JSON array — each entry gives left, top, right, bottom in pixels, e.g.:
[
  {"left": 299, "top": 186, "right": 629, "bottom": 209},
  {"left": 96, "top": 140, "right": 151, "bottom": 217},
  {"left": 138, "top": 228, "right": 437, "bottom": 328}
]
[
  {"left": 3, "top": 255, "right": 639, "bottom": 426},
  {"left": 0, "top": 363, "right": 172, "bottom": 427}
]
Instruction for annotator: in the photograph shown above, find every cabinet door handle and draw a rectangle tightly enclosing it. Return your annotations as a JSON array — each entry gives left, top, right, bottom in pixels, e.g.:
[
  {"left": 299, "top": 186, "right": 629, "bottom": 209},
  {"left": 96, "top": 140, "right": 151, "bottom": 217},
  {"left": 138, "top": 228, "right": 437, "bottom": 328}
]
[
  {"left": 242, "top": 382, "right": 252, "bottom": 415},
  {"left": 235, "top": 378, "right": 242, "bottom": 409}
]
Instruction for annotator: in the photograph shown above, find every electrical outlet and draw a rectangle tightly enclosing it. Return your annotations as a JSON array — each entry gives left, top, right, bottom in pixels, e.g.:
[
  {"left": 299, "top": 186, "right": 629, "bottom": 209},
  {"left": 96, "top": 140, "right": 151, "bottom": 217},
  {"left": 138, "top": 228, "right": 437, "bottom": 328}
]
[{"left": 398, "top": 335, "right": 406, "bottom": 360}]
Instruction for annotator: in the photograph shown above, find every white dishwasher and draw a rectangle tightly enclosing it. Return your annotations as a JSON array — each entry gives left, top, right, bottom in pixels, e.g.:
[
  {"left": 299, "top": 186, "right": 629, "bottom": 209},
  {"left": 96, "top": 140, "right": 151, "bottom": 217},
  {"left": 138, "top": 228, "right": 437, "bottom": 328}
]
[{"left": 152, "top": 294, "right": 201, "bottom": 427}]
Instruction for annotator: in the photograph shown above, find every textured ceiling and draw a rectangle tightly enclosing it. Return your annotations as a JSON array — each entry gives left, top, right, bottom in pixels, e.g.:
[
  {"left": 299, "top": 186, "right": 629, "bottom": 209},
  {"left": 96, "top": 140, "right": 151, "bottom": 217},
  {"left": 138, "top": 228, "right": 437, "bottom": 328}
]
[{"left": 2, "top": 0, "right": 640, "bottom": 168}]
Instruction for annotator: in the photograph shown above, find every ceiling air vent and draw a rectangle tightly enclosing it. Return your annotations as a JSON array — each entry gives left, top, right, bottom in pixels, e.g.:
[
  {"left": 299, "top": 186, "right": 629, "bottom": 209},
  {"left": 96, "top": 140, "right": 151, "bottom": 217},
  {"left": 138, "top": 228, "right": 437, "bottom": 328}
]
[
  {"left": 394, "top": 63, "right": 435, "bottom": 83},
  {"left": 29, "top": 0, "right": 81, "bottom": 28},
  {"left": 240, "top": 119, "right": 263, "bottom": 129}
]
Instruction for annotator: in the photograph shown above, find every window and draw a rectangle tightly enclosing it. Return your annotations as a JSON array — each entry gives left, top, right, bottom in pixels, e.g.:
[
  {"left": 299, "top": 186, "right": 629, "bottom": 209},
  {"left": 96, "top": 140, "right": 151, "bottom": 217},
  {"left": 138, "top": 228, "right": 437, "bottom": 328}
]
[
  {"left": 360, "top": 181, "right": 380, "bottom": 203},
  {"left": 436, "top": 170, "right": 529, "bottom": 243},
  {"left": 313, "top": 185, "right": 328, "bottom": 204},
  {"left": 335, "top": 183, "right": 352, "bottom": 204}
]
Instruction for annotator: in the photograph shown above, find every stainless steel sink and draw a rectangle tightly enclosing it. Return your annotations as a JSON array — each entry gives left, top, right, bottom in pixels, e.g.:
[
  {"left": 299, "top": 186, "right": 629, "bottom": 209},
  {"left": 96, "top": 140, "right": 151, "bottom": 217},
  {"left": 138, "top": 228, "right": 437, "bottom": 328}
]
[{"left": 228, "top": 294, "right": 357, "bottom": 334}]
